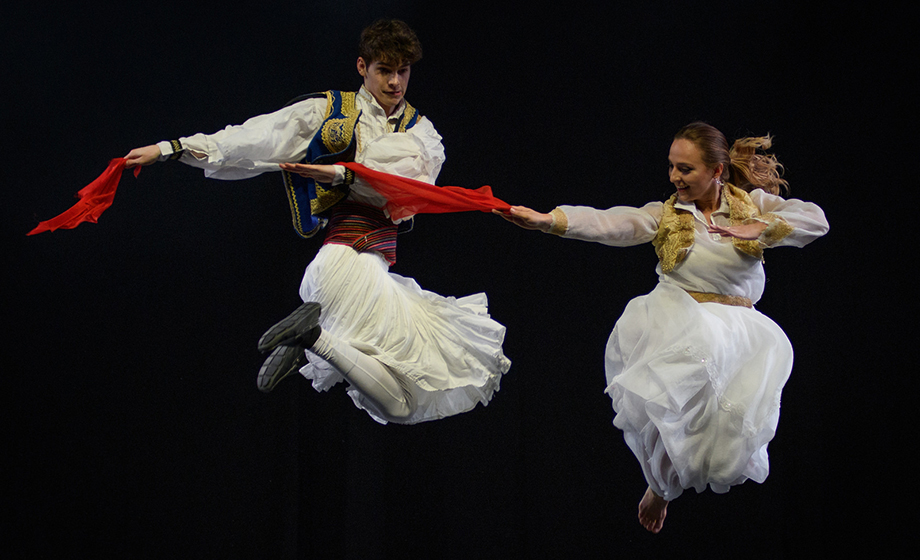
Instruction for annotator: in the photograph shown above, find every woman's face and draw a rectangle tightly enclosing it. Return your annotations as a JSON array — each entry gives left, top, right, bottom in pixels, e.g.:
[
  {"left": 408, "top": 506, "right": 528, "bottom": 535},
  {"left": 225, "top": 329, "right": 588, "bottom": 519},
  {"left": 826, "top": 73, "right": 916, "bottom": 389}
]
[{"left": 668, "top": 138, "right": 722, "bottom": 207}]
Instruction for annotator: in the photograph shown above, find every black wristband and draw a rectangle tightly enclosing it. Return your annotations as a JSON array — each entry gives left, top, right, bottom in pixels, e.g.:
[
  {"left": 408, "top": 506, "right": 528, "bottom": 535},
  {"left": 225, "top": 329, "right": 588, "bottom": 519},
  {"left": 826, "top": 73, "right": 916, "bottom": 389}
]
[
  {"left": 343, "top": 167, "right": 355, "bottom": 185},
  {"left": 168, "top": 139, "right": 184, "bottom": 160}
]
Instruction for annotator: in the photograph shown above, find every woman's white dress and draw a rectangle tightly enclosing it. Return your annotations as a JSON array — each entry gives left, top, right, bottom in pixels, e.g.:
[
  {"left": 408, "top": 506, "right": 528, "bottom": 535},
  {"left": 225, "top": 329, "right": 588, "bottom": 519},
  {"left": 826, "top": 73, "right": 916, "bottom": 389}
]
[{"left": 557, "top": 190, "right": 828, "bottom": 499}]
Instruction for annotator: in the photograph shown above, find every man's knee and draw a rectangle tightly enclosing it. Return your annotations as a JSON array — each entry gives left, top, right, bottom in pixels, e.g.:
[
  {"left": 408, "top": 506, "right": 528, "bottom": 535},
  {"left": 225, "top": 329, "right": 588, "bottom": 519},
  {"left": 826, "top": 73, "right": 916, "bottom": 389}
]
[{"left": 380, "top": 375, "right": 418, "bottom": 422}]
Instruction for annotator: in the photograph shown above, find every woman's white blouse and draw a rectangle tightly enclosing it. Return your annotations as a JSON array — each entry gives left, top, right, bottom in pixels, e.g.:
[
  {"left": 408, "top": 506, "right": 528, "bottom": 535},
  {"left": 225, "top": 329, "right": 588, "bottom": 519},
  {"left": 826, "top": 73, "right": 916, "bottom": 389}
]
[{"left": 557, "top": 189, "right": 829, "bottom": 304}]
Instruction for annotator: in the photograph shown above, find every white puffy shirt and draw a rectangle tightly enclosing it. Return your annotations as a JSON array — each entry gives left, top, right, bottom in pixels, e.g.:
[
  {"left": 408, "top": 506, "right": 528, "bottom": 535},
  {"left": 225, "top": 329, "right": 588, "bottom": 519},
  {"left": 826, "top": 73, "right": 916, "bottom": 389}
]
[{"left": 157, "top": 86, "right": 445, "bottom": 219}]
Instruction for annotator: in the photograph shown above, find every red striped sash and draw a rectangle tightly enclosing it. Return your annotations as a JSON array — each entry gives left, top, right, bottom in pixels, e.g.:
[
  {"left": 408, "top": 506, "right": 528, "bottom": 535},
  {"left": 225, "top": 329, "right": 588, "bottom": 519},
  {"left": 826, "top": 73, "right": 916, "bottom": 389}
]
[{"left": 323, "top": 202, "right": 398, "bottom": 265}]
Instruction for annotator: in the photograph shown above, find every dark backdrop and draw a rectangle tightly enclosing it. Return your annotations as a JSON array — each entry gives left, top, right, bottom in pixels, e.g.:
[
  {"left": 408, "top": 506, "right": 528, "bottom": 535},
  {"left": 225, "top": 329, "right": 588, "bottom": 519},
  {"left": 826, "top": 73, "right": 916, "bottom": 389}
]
[{"left": 4, "top": 2, "right": 909, "bottom": 558}]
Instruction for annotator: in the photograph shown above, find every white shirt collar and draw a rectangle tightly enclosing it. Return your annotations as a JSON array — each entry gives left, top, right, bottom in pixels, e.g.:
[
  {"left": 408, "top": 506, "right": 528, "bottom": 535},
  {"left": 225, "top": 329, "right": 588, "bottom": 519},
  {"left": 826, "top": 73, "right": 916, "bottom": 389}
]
[
  {"left": 673, "top": 188, "right": 731, "bottom": 220},
  {"left": 357, "top": 86, "right": 406, "bottom": 120}
]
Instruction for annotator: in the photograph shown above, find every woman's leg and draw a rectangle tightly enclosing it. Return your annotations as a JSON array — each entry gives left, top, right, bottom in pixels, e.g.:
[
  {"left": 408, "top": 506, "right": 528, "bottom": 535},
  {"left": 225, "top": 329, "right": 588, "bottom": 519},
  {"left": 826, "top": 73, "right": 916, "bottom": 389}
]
[{"left": 638, "top": 486, "right": 669, "bottom": 533}]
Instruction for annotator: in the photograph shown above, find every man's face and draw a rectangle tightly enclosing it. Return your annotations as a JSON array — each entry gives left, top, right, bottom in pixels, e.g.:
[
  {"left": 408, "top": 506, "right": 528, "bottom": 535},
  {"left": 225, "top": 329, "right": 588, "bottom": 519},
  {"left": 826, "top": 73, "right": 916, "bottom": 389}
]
[{"left": 357, "top": 57, "right": 411, "bottom": 116}]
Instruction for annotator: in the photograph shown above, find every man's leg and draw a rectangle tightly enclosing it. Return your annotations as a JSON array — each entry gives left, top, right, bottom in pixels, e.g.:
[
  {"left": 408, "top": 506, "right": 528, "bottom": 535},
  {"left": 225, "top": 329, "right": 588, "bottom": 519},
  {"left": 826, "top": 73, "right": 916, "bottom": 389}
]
[{"left": 257, "top": 302, "right": 417, "bottom": 421}]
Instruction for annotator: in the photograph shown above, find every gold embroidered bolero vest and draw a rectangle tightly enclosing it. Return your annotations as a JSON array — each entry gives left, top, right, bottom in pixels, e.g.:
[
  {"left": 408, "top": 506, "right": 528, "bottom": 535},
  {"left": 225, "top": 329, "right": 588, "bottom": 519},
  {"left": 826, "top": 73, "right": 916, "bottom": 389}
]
[{"left": 652, "top": 184, "right": 791, "bottom": 273}]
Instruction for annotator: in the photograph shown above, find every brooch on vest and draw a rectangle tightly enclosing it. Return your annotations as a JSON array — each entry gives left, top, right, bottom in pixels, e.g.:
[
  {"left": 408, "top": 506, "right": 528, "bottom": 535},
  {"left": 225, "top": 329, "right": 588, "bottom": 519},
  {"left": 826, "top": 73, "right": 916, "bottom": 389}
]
[{"left": 652, "top": 184, "right": 774, "bottom": 273}]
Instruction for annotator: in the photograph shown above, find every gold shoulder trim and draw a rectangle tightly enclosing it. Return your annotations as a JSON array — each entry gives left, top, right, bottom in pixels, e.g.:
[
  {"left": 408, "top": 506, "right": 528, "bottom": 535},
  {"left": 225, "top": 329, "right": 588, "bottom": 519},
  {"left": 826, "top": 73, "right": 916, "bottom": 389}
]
[
  {"left": 397, "top": 103, "right": 418, "bottom": 133},
  {"left": 322, "top": 91, "right": 334, "bottom": 120}
]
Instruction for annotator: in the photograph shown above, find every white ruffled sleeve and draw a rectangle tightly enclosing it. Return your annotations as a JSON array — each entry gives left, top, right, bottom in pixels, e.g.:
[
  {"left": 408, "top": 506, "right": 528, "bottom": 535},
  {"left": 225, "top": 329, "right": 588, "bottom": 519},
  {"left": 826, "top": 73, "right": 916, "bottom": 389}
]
[
  {"left": 359, "top": 116, "right": 445, "bottom": 183},
  {"left": 345, "top": 116, "right": 446, "bottom": 218},
  {"left": 164, "top": 97, "right": 327, "bottom": 181},
  {"left": 555, "top": 202, "right": 662, "bottom": 247},
  {"left": 749, "top": 189, "right": 829, "bottom": 248}
]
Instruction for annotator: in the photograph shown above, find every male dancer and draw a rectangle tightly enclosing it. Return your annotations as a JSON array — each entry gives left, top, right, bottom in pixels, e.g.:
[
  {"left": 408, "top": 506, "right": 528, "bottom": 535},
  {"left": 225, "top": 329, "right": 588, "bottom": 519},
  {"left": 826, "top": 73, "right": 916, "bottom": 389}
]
[{"left": 125, "top": 19, "right": 510, "bottom": 424}]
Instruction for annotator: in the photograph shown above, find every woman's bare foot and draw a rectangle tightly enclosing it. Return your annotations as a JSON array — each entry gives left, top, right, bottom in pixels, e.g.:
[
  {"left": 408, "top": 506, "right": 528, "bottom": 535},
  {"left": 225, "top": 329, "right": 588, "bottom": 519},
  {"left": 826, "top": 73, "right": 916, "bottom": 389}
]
[{"left": 638, "top": 487, "right": 668, "bottom": 533}]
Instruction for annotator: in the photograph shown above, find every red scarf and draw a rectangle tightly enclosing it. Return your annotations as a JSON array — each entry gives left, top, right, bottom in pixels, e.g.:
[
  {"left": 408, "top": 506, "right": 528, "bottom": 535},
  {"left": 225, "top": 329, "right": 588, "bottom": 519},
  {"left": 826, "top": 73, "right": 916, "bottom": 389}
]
[
  {"left": 28, "top": 160, "right": 509, "bottom": 236},
  {"left": 28, "top": 158, "right": 140, "bottom": 235},
  {"left": 341, "top": 162, "right": 510, "bottom": 221}
]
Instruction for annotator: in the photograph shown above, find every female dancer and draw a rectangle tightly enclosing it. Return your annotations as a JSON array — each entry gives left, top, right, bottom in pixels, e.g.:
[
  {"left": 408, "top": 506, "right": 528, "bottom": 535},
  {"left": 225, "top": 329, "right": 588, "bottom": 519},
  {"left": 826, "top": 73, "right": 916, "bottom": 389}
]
[{"left": 498, "top": 122, "right": 828, "bottom": 532}]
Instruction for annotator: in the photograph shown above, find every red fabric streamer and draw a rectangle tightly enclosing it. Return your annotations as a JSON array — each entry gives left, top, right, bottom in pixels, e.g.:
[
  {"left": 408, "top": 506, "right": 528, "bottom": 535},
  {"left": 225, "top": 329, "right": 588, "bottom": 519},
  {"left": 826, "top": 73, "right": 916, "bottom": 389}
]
[
  {"left": 342, "top": 162, "right": 511, "bottom": 222},
  {"left": 27, "top": 159, "right": 508, "bottom": 236},
  {"left": 28, "top": 158, "right": 140, "bottom": 236}
]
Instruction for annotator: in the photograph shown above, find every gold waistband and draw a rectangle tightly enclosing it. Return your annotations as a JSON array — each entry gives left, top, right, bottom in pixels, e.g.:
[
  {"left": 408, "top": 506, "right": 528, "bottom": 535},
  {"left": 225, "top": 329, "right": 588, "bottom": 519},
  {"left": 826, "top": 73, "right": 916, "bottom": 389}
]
[{"left": 685, "top": 290, "right": 753, "bottom": 308}]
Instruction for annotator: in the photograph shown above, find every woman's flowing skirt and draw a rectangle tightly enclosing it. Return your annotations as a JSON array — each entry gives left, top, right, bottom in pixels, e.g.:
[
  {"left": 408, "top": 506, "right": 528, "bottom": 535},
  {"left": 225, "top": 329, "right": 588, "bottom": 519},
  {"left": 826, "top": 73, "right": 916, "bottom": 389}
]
[{"left": 605, "top": 283, "right": 792, "bottom": 500}]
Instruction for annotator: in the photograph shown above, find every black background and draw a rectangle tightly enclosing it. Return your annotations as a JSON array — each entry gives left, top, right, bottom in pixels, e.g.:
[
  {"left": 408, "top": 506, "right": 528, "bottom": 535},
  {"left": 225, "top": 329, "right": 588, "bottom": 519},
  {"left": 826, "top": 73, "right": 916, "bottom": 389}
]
[{"left": 4, "top": 1, "right": 910, "bottom": 558}]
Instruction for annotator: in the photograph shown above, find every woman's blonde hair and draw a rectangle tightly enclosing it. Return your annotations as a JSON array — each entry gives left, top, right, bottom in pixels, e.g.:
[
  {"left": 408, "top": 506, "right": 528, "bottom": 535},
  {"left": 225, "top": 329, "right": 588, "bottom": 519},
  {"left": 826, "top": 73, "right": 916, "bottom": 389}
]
[{"left": 674, "top": 122, "right": 790, "bottom": 196}]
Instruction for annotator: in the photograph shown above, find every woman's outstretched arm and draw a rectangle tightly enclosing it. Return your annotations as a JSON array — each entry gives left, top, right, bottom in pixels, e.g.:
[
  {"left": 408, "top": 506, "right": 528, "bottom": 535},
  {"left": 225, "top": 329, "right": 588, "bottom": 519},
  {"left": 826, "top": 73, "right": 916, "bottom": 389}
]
[{"left": 493, "top": 206, "right": 554, "bottom": 232}]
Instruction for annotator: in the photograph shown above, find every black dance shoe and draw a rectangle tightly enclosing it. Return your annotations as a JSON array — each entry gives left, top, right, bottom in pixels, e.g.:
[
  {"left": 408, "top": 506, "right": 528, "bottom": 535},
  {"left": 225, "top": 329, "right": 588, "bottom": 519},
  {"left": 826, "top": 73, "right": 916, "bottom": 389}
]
[
  {"left": 257, "top": 345, "right": 307, "bottom": 393},
  {"left": 258, "top": 301, "right": 322, "bottom": 353}
]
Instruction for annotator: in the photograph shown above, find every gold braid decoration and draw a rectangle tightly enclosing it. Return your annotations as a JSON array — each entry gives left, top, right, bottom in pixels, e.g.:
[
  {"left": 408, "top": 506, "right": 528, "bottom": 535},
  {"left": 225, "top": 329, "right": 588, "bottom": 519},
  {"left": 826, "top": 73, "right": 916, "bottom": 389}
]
[
  {"left": 724, "top": 184, "right": 764, "bottom": 260},
  {"left": 321, "top": 91, "right": 334, "bottom": 120},
  {"left": 547, "top": 208, "right": 569, "bottom": 236},
  {"left": 320, "top": 92, "right": 360, "bottom": 155},
  {"left": 685, "top": 290, "right": 753, "bottom": 308},
  {"left": 397, "top": 104, "right": 417, "bottom": 133},
  {"left": 167, "top": 139, "right": 184, "bottom": 160},
  {"left": 312, "top": 92, "right": 361, "bottom": 216},
  {"left": 759, "top": 212, "right": 794, "bottom": 246},
  {"left": 653, "top": 198, "right": 695, "bottom": 273}
]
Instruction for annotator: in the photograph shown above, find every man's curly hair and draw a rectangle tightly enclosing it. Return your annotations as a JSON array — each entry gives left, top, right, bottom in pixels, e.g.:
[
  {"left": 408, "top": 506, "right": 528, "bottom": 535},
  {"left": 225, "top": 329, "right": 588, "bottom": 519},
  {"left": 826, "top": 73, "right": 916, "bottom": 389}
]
[{"left": 358, "top": 19, "right": 422, "bottom": 67}]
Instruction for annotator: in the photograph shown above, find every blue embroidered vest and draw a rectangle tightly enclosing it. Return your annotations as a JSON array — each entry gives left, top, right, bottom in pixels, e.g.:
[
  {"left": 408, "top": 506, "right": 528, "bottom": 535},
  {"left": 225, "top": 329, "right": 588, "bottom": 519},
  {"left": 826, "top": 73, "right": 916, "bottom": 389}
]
[{"left": 281, "top": 90, "right": 421, "bottom": 238}]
